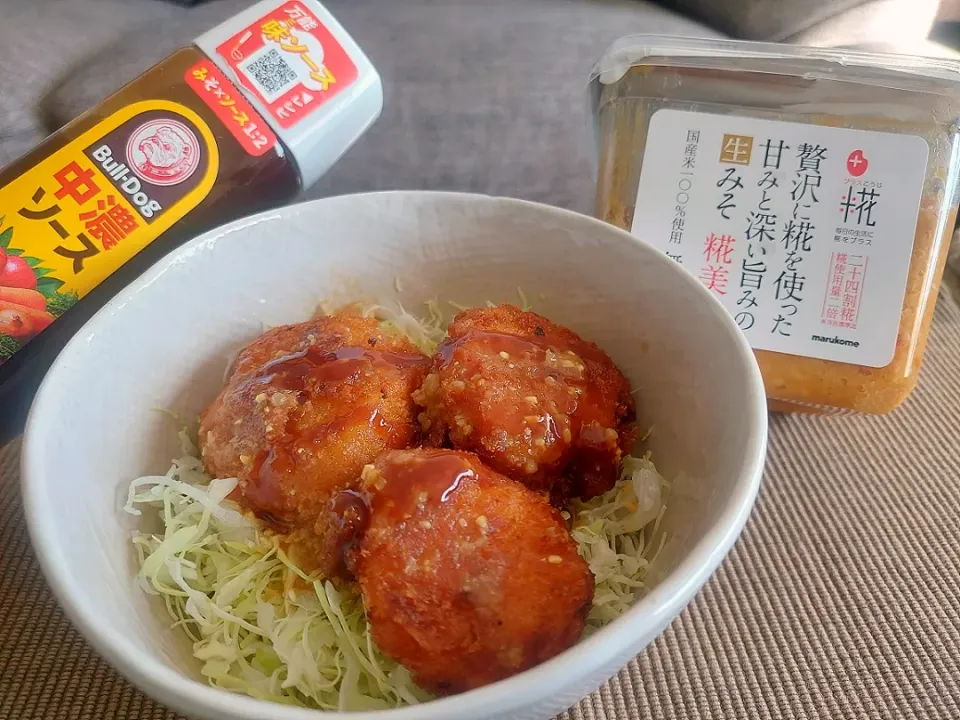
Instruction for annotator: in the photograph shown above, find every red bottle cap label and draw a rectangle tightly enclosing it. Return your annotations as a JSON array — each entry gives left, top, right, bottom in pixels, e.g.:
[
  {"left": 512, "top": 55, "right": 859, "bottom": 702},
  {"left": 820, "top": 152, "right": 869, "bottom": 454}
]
[
  {"left": 215, "top": 1, "right": 359, "bottom": 130},
  {"left": 184, "top": 61, "right": 278, "bottom": 156}
]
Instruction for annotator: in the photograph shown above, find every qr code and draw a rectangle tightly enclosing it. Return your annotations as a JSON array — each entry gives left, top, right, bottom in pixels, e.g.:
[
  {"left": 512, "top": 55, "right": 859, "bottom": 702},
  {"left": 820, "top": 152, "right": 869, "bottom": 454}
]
[{"left": 241, "top": 48, "right": 298, "bottom": 100}]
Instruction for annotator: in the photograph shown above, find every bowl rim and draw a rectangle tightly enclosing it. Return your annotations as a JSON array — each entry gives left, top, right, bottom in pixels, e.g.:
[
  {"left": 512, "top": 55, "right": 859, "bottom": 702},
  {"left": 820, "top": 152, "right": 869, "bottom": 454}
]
[{"left": 21, "top": 190, "right": 767, "bottom": 720}]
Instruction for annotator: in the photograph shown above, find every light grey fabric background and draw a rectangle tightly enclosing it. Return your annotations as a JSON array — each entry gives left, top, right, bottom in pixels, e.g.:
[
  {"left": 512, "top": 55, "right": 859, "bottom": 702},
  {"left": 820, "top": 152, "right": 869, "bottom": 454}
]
[
  {"left": 665, "top": 0, "right": 940, "bottom": 43},
  {"left": 0, "top": 0, "right": 945, "bottom": 213},
  {"left": 2, "top": 1, "right": 960, "bottom": 719},
  {"left": 5, "top": 0, "right": 722, "bottom": 215}
]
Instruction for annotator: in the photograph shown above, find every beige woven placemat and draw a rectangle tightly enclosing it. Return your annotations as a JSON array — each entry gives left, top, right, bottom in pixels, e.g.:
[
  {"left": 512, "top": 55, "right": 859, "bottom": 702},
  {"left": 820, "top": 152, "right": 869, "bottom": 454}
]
[{"left": 3, "top": 290, "right": 960, "bottom": 720}]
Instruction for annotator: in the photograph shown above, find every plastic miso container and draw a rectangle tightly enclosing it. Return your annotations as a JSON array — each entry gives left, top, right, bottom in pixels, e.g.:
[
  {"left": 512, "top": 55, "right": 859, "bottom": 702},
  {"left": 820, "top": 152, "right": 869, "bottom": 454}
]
[{"left": 590, "top": 36, "right": 960, "bottom": 414}]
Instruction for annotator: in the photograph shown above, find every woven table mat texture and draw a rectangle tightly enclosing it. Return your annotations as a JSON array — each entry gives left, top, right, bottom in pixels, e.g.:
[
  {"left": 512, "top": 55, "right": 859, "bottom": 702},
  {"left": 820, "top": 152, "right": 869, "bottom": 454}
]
[{"left": 3, "top": 290, "right": 960, "bottom": 720}]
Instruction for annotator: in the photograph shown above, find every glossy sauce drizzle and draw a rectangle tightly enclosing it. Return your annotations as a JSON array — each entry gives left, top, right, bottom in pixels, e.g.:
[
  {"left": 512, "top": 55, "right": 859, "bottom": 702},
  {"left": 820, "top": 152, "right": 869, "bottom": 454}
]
[
  {"left": 436, "top": 330, "right": 620, "bottom": 454},
  {"left": 370, "top": 451, "right": 478, "bottom": 524},
  {"left": 258, "top": 345, "right": 429, "bottom": 391},
  {"left": 328, "top": 451, "right": 480, "bottom": 574},
  {"left": 329, "top": 488, "right": 371, "bottom": 574},
  {"left": 245, "top": 345, "right": 430, "bottom": 516}
]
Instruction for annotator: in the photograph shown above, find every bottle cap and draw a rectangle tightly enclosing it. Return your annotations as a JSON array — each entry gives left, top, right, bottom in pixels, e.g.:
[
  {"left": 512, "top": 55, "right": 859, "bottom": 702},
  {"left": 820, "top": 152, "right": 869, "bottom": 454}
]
[{"left": 195, "top": 0, "right": 382, "bottom": 189}]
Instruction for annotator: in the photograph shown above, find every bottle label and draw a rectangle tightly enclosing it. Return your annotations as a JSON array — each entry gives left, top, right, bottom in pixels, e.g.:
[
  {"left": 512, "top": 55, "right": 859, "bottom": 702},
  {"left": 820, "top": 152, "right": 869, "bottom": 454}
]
[
  {"left": 214, "top": 1, "right": 358, "bottom": 129},
  {"left": 0, "top": 100, "right": 219, "bottom": 364},
  {"left": 184, "top": 60, "right": 278, "bottom": 156},
  {"left": 631, "top": 108, "right": 928, "bottom": 368}
]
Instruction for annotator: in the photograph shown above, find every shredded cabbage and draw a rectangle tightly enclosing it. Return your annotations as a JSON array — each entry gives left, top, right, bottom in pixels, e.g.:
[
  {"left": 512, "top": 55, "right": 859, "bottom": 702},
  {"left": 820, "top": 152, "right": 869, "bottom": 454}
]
[
  {"left": 126, "top": 433, "right": 429, "bottom": 710},
  {"left": 362, "top": 300, "right": 447, "bottom": 356},
  {"left": 571, "top": 454, "right": 668, "bottom": 631},
  {"left": 127, "top": 301, "right": 667, "bottom": 709}
]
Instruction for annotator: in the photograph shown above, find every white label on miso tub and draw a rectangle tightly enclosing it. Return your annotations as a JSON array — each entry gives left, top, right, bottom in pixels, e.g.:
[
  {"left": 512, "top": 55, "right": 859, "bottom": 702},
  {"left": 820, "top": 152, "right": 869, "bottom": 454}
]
[{"left": 631, "top": 108, "right": 929, "bottom": 368}]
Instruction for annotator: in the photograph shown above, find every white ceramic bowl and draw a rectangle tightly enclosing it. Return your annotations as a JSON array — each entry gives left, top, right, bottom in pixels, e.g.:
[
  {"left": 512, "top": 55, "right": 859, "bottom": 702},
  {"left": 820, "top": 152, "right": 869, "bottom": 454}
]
[{"left": 22, "top": 192, "right": 767, "bottom": 720}]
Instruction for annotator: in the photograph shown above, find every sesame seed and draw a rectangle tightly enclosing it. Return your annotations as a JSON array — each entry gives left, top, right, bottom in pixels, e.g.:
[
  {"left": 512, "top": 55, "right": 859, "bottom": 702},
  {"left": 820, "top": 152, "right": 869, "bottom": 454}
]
[
  {"left": 419, "top": 520, "right": 433, "bottom": 529},
  {"left": 563, "top": 428, "right": 573, "bottom": 443},
  {"left": 450, "top": 380, "right": 466, "bottom": 392},
  {"left": 417, "top": 491, "right": 429, "bottom": 504},
  {"left": 272, "top": 392, "right": 285, "bottom": 405},
  {"left": 524, "top": 460, "right": 538, "bottom": 474},
  {"left": 499, "top": 351, "right": 510, "bottom": 360},
  {"left": 525, "top": 396, "right": 538, "bottom": 405},
  {"left": 547, "top": 555, "right": 563, "bottom": 564},
  {"left": 265, "top": 424, "right": 274, "bottom": 433},
  {"left": 534, "top": 438, "right": 546, "bottom": 447},
  {"left": 255, "top": 393, "right": 267, "bottom": 404},
  {"left": 458, "top": 518, "right": 468, "bottom": 528},
  {"left": 561, "top": 511, "right": 571, "bottom": 520},
  {"left": 475, "top": 515, "right": 488, "bottom": 529},
  {"left": 239, "top": 454, "right": 252, "bottom": 466},
  {"left": 545, "top": 376, "right": 557, "bottom": 385},
  {"left": 234, "top": 418, "right": 243, "bottom": 426}
]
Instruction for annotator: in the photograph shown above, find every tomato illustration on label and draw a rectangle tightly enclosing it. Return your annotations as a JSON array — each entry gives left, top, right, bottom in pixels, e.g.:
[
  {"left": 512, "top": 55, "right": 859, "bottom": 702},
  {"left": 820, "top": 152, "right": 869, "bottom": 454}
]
[
  {"left": 0, "top": 219, "right": 77, "bottom": 362},
  {"left": 847, "top": 150, "right": 869, "bottom": 177}
]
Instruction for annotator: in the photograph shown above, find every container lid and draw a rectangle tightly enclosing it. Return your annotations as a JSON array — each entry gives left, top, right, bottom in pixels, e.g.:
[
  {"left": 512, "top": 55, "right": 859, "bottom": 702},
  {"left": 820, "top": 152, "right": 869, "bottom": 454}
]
[
  {"left": 593, "top": 35, "right": 960, "bottom": 95},
  {"left": 195, "top": 0, "right": 382, "bottom": 189}
]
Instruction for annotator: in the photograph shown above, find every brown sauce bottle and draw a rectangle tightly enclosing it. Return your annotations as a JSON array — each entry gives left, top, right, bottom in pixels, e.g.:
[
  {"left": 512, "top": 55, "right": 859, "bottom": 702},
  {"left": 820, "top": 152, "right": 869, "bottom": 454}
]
[{"left": 0, "top": 0, "right": 382, "bottom": 438}]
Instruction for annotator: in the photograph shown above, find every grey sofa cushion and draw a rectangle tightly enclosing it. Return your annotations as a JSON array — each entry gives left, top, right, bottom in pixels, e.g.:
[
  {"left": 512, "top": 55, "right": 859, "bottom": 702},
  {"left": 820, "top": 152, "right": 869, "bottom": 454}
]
[
  {"left": 2, "top": 0, "right": 941, "bottom": 213},
  {"left": 661, "top": 0, "right": 940, "bottom": 44},
  {"left": 0, "top": 0, "right": 179, "bottom": 166},
  {"left": 40, "top": 0, "right": 720, "bottom": 215}
]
